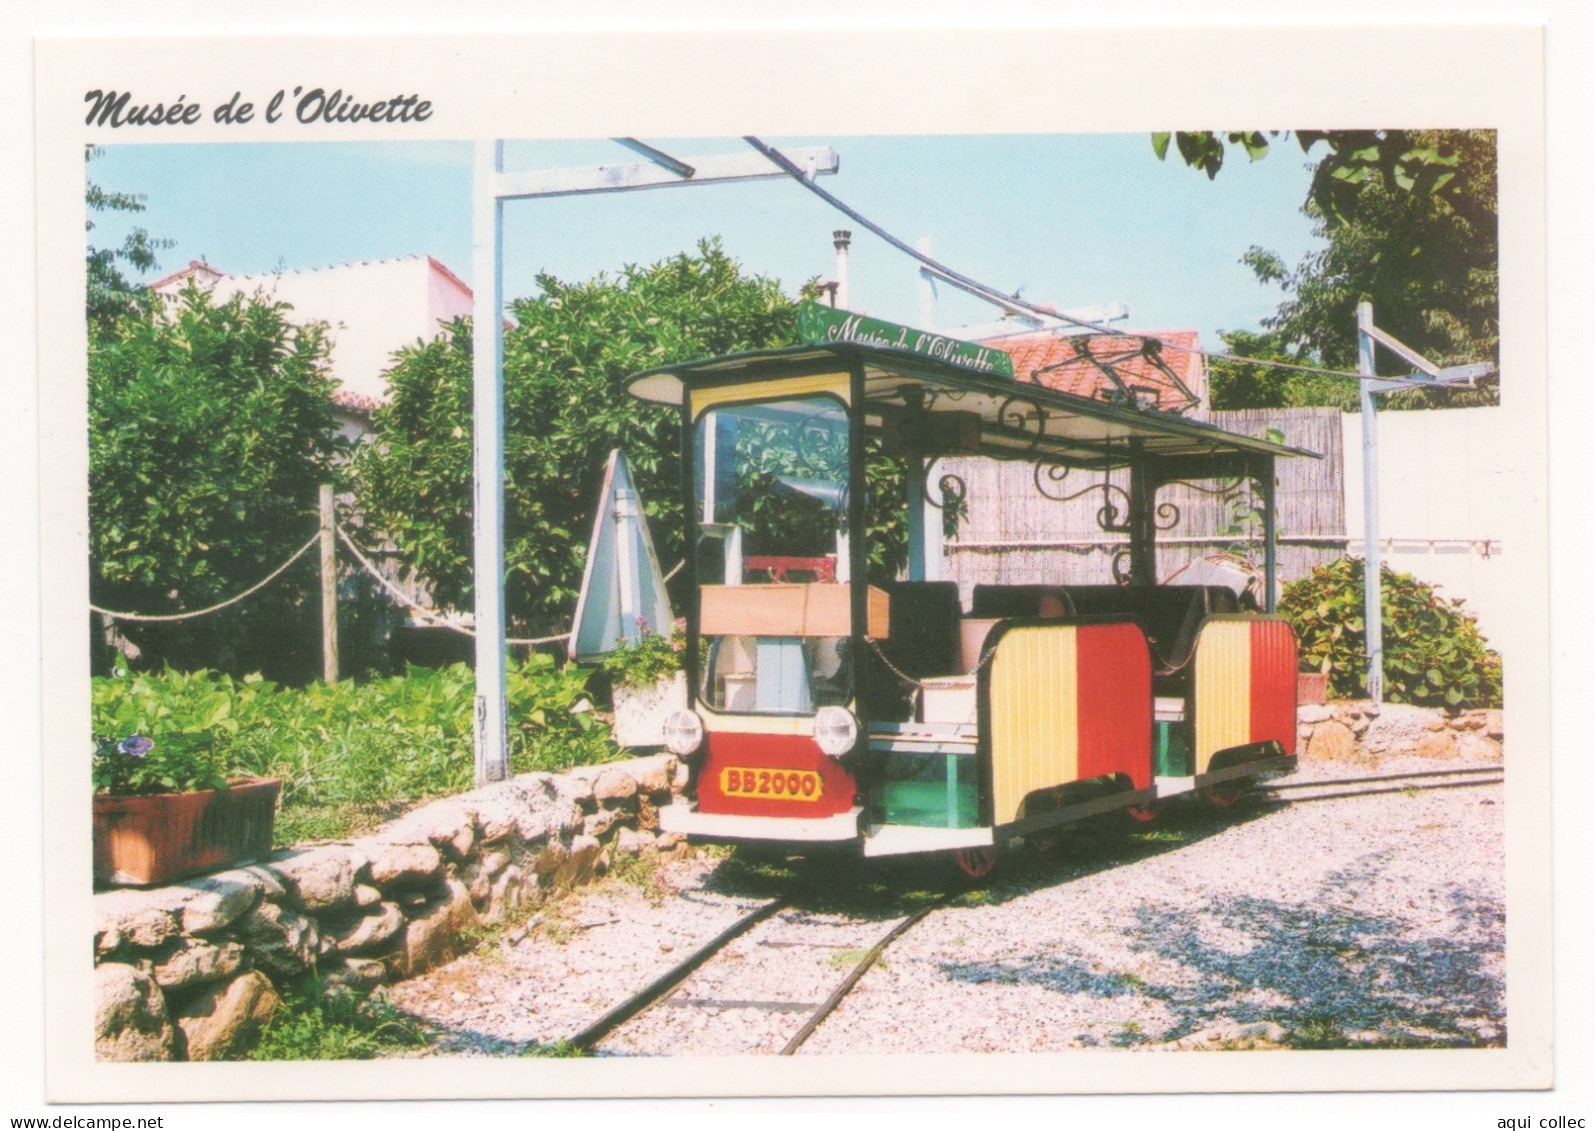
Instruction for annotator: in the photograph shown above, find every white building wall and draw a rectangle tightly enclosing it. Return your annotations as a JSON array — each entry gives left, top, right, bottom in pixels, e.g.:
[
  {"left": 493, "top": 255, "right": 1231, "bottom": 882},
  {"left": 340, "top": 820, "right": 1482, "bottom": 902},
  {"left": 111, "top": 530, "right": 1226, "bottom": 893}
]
[
  {"left": 178, "top": 257, "right": 472, "bottom": 405},
  {"left": 1340, "top": 405, "right": 1524, "bottom": 653}
]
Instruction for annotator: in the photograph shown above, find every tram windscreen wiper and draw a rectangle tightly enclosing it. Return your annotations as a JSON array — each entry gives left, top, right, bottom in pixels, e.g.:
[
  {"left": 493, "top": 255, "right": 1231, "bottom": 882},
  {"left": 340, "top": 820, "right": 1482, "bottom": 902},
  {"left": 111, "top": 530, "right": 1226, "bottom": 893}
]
[{"left": 773, "top": 474, "right": 847, "bottom": 510}]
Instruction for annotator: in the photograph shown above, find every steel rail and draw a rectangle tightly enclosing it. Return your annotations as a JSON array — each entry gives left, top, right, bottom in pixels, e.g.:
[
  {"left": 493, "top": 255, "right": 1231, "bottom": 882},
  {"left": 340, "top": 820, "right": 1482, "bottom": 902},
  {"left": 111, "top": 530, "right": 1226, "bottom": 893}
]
[
  {"left": 1261, "top": 765, "right": 1503, "bottom": 793},
  {"left": 778, "top": 900, "right": 946, "bottom": 1056},
  {"left": 1266, "top": 777, "right": 1501, "bottom": 805},
  {"left": 567, "top": 898, "right": 787, "bottom": 1051}
]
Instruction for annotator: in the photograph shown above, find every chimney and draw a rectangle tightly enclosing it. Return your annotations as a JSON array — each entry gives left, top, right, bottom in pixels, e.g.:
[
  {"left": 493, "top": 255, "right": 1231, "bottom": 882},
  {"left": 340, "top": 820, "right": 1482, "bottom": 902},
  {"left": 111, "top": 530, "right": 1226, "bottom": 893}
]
[{"left": 833, "top": 229, "right": 852, "bottom": 310}]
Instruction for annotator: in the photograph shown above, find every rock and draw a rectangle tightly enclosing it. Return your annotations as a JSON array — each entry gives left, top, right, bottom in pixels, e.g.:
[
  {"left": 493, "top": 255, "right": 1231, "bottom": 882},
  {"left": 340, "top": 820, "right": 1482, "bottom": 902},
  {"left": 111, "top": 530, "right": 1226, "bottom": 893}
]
[
  {"left": 655, "top": 831, "right": 687, "bottom": 852},
  {"left": 402, "top": 879, "right": 479, "bottom": 977},
  {"left": 1296, "top": 704, "right": 1333, "bottom": 725},
  {"left": 367, "top": 843, "right": 443, "bottom": 890},
  {"left": 95, "top": 963, "right": 177, "bottom": 1062},
  {"left": 556, "top": 835, "right": 603, "bottom": 888},
  {"left": 416, "top": 801, "right": 477, "bottom": 861},
  {"left": 93, "top": 898, "right": 181, "bottom": 953},
  {"left": 615, "top": 827, "right": 653, "bottom": 858},
  {"left": 673, "top": 761, "right": 690, "bottom": 792},
  {"left": 1414, "top": 729, "right": 1459, "bottom": 759},
  {"left": 1305, "top": 720, "right": 1358, "bottom": 763},
  {"left": 479, "top": 848, "right": 511, "bottom": 879},
  {"left": 1486, "top": 709, "right": 1504, "bottom": 739},
  {"left": 324, "top": 956, "right": 387, "bottom": 994},
  {"left": 633, "top": 754, "right": 678, "bottom": 795},
  {"left": 353, "top": 883, "right": 383, "bottom": 909},
  {"left": 592, "top": 768, "right": 639, "bottom": 807},
  {"left": 486, "top": 865, "right": 528, "bottom": 923},
  {"left": 582, "top": 808, "right": 620, "bottom": 839},
  {"left": 174, "top": 970, "right": 280, "bottom": 1062},
  {"left": 235, "top": 900, "right": 319, "bottom": 977},
  {"left": 560, "top": 774, "right": 597, "bottom": 813},
  {"left": 1167, "top": 1021, "right": 1287, "bottom": 1050},
  {"left": 179, "top": 870, "right": 265, "bottom": 934},
  {"left": 1297, "top": 725, "right": 1315, "bottom": 746},
  {"left": 150, "top": 938, "right": 245, "bottom": 993},
  {"left": 239, "top": 864, "right": 289, "bottom": 902},
  {"left": 636, "top": 793, "right": 661, "bottom": 832},
  {"left": 469, "top": 797, "right": 523, "bottom": 845},
  {"left": 531, "top": 842, "right": 568, "bottom": 875},
  {"left": 1458, "top": 733, "right": 1503, "bottom": 763},
  {"left": 1427, "top": 715, "right": 1449, "bottom": 732},
  {"left": 324, "top": 901, "right": 406, "bottom": 955},
  {"left": 267, "top": 845, "right": 358, "bottom": 913}
]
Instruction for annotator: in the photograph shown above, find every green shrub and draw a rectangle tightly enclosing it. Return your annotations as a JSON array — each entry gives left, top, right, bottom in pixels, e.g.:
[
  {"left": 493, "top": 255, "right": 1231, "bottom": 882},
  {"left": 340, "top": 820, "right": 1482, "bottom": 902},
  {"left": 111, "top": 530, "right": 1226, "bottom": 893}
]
[
  {"left": 90, "top": 656, "right": 620, "bottom": 842},
  {"left": 1278, "top": 557, "right": 1502, "bottom": 708}
]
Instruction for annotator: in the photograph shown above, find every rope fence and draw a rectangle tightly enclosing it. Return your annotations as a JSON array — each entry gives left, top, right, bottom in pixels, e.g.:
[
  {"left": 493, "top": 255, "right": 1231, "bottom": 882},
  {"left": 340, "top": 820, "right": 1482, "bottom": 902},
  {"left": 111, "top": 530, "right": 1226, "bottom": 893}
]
[
  {"left": 90, "top": 531, "right": 322, "bottom": 623},
  {"left": 93, "top": 502, "right": 685, "bottom": 650}
]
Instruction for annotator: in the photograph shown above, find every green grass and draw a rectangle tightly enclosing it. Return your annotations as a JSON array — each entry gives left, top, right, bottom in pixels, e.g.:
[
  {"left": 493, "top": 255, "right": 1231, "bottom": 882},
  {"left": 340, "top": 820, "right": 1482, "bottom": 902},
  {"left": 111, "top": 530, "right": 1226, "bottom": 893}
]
[
  {"left": 249, "top": 976, "right": 432, "bottom": 1060},
  {"left": 92, "top": 659, "right": 624, "bottom": 845}
]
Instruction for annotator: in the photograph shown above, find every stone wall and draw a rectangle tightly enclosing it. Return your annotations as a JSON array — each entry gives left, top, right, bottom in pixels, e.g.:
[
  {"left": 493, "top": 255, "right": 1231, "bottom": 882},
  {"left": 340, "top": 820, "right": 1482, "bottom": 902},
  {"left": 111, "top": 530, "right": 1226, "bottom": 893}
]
[
  {"left": 93, "top": 753, "right": 686, "bottom": 1062},
  {"left": 1298, "top": 702, "right": 1504, "bottom": 765}
]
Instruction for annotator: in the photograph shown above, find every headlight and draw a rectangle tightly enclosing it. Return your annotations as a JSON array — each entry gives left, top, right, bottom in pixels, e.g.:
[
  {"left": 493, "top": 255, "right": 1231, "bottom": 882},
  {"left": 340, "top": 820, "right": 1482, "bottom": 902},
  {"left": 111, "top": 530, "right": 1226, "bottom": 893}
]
[
  {"left": 662, "top": 709, "right": 705, "bottom": 757},
  {"left": 813, "top": 706, "right": 859, "bottom": 759}
]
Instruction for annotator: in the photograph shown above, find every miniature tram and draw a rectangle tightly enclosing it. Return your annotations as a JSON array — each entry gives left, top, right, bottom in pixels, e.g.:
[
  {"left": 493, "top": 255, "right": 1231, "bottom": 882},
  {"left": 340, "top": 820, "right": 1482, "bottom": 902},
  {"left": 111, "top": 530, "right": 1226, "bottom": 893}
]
[{"left": 635, "top": 307, "right": 1314, "bottom": 877}]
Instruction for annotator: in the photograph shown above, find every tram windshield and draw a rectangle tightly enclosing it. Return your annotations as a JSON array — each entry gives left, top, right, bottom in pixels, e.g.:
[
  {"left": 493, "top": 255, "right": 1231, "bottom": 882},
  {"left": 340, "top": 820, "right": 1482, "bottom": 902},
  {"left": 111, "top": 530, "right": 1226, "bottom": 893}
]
[{"left": 693, "top": 394, "right": 854, "bottom": 714}]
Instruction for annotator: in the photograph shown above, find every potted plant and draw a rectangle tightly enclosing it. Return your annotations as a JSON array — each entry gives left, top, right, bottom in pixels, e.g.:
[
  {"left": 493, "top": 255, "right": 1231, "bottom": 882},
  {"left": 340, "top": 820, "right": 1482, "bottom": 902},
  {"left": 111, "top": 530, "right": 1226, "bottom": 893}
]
[
  {"left": 93, "top": 733, "right": 280, "bottom": 888},
  {"left": 1297, "top": 659, "right": 1332, "bottom": 706},
  {"left": 602, "top": 619, "right": 694, "bottom": 748}
]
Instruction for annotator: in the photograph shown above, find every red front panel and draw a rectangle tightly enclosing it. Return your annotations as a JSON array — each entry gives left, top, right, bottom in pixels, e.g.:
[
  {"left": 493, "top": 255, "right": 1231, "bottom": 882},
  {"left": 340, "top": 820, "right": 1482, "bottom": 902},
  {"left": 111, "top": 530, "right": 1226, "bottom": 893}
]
[
  {"left": 1075, "top": 621, "right": 1154, "bottom": 789},
  {"left": 1249, "top": 618, "right": 1299, "bottom": 756},
  {"left": 695, "top": 731, "right": 858, "bottom": 818}
]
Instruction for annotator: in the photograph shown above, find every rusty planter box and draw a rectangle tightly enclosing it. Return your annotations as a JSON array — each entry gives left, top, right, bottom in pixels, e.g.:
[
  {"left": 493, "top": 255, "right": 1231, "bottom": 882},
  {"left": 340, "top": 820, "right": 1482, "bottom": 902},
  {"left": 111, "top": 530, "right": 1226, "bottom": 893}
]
[
  {"left": 1297, "top": 672, "right": 1331, "bottom": 706},
  {"left": 93, "top": 777, "right": 281, "bottom": 888}
]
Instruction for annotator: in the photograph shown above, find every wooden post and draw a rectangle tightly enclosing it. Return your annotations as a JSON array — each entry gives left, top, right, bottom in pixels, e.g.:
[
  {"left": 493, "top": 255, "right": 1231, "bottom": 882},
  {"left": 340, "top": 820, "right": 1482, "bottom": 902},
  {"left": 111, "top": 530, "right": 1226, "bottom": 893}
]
[{"left": 319, "top": 483, "right": 339, "bottom": 684}]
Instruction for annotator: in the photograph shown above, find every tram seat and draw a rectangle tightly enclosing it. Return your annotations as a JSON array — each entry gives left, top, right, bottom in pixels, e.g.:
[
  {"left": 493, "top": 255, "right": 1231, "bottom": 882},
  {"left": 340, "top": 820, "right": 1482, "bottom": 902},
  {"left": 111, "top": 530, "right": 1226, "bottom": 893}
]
[
  {"left": 969, "top": 583, "right": 1238, "bottom": 694},
  {"left": 863, "top": 581, "right": 964, "bottom": 720}
]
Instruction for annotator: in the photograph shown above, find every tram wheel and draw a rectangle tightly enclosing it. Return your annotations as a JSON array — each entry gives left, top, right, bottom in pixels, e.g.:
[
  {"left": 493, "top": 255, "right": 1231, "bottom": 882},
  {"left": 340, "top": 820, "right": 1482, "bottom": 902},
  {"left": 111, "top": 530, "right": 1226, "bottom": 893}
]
[
  {"left": 1203, "top": 780, "right": 1247, "bottom": 809},
  {"left": 1124, "top": 799, "right": 1163, "bottom": 824},
  {"left": 952, "top": 844, "right": 1000, "bottom": 881}
]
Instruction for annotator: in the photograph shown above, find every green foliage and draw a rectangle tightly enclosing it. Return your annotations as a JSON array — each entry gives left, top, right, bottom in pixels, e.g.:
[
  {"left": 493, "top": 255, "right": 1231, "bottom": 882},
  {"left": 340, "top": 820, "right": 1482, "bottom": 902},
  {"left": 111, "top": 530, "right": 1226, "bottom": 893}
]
[
  {"left": 85, "top": 146, "right": 173, "bottom": 336},
  {"left": 353, "top": 240, "right": 802, "bottom": 636},
  {"left": 89, "top": 285, "right": 344, "bottom": 681},
  {"left": 91, "top": 657, "right": 619, "bottom": 842},
  {"left": 1208, "top": 329, "right": 1359, "bottom": 412},
  {"left": 250, "top": 976, "right": 431, "bottom": 1060},
  {"left": 1155, "top": 129, "right": 1498, "bottom": 409},
  {"left": 91, "top": 732, "right": 231, "bottom": 797},
  {"left": 1278, "top": 557, "right": 1502, "bottom": 708}
]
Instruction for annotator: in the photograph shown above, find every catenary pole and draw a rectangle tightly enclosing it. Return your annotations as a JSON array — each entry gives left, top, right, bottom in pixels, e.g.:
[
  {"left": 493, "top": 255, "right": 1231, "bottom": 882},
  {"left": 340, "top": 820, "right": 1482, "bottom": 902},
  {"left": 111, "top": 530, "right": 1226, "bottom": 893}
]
[
  {"left": 472, "top": 140, "right": 509, "bottom": 784},
  {"left": 1357, "top": 301, "right": 1384, "bottom": 703}
]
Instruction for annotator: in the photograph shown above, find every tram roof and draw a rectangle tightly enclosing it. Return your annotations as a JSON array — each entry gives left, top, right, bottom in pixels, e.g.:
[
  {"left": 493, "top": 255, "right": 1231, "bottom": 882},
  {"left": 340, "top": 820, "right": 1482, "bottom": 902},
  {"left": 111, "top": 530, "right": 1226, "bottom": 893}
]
[{"left": 629, "top": 343, "right": 1321, "bottom": 473}]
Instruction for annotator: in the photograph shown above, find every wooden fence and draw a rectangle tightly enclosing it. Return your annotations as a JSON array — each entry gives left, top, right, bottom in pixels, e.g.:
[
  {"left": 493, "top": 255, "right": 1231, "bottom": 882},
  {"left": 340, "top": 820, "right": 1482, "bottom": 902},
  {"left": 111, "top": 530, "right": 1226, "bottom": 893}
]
[{"left": 937, "top": 407, "right": 1347, "bottom": 604}]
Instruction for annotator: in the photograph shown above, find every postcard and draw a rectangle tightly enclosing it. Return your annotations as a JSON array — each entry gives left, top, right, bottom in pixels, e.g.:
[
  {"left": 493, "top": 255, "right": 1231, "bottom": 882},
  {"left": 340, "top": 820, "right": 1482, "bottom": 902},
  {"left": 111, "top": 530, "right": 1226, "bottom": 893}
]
[{"left": 31, "top": 23, "right": 1549, "bottom": 1104}]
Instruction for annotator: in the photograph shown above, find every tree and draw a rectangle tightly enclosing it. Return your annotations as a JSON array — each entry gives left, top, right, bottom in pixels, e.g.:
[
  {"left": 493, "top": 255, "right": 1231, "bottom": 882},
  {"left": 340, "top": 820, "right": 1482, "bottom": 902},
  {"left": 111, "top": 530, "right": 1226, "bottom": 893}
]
[
  {"left": 90, "top": 286, "right": 344, "bottom": 680},
  {"left": 355, "top": 240, "right": 910, "bottom": 639},
  {"left": 85, "top": 146, "right": 173, "bottom": 336},
  {"left": 1157, "top": 130, "right": 1498, "bottom": 408},
  {"left": 355, "top": 241, "right": 797, "bottom": 637},
  {"left": 1207, "top": 328, "right": 1358, "bottom": 412}
]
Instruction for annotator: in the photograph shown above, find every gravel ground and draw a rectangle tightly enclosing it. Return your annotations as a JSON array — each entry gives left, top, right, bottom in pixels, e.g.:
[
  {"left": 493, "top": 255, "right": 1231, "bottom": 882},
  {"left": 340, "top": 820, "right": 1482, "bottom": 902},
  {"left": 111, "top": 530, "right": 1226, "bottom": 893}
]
[{"left": 388, "top": 751, "right": 1505, "bottom": 1056}]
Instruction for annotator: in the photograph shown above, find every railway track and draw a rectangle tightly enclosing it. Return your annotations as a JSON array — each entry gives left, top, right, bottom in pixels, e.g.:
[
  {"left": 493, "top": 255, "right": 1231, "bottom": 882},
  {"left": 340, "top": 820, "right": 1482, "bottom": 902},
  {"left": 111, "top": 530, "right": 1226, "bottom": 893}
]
[
  {"left": 568, "top": 894, "right": 946, "bottom": 1056},
  {"left": 1258, "top": 763, "right": 1502, "bottom": 804},
  {"left": 548, "top": 764, "right": 1499, "bottom": 1057}
]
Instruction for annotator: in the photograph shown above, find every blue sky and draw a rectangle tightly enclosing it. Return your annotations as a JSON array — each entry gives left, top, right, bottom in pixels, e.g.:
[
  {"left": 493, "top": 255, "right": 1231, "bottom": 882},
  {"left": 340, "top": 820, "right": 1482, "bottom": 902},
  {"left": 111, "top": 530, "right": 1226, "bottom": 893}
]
[{"left": 87, "top": 134, "right": 1323, "bottom": 347}]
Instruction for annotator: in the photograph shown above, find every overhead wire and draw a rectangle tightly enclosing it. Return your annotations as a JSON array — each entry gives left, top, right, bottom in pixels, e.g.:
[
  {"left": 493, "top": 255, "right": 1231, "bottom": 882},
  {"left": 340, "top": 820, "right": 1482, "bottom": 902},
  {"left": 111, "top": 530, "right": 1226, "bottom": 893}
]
[{"left": 742, "top": 135, "right": 1440, "bottom": 390}]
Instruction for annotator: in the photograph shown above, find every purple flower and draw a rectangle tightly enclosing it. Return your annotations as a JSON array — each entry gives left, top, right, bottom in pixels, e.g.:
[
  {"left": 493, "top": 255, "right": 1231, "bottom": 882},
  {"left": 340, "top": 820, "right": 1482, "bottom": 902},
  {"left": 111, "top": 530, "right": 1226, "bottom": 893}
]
[{"left": 118, "top": 735, "right": 154, "bottom": 758}]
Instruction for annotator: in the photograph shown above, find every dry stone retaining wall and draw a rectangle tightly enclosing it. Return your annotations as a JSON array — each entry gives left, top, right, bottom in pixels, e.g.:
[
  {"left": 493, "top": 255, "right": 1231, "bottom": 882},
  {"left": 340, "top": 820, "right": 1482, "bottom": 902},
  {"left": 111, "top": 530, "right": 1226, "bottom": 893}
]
[
  {"left": 93, "top": 753, "right": 688, "bottom": 1062},
  {"left": 1298, "top": 702, "right": 1504, "bottom": 765}
]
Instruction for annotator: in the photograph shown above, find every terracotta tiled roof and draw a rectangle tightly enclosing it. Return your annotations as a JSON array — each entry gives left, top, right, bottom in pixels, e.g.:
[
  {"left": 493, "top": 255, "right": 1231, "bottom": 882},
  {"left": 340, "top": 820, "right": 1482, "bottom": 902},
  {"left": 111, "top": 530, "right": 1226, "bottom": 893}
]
[
  {"left": 979, "top": 329, "right": 1207, "bottom": 412},
  {"left": 331, "top": 388, "right": 384, "bottom": 416}
]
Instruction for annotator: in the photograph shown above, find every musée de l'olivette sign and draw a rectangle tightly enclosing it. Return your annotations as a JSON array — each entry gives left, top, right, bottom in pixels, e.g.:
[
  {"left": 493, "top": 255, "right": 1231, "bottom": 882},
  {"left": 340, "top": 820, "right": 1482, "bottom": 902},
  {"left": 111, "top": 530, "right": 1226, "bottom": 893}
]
[{"left": 797, "top": 302, "right": 1015, "bottom": 378}]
